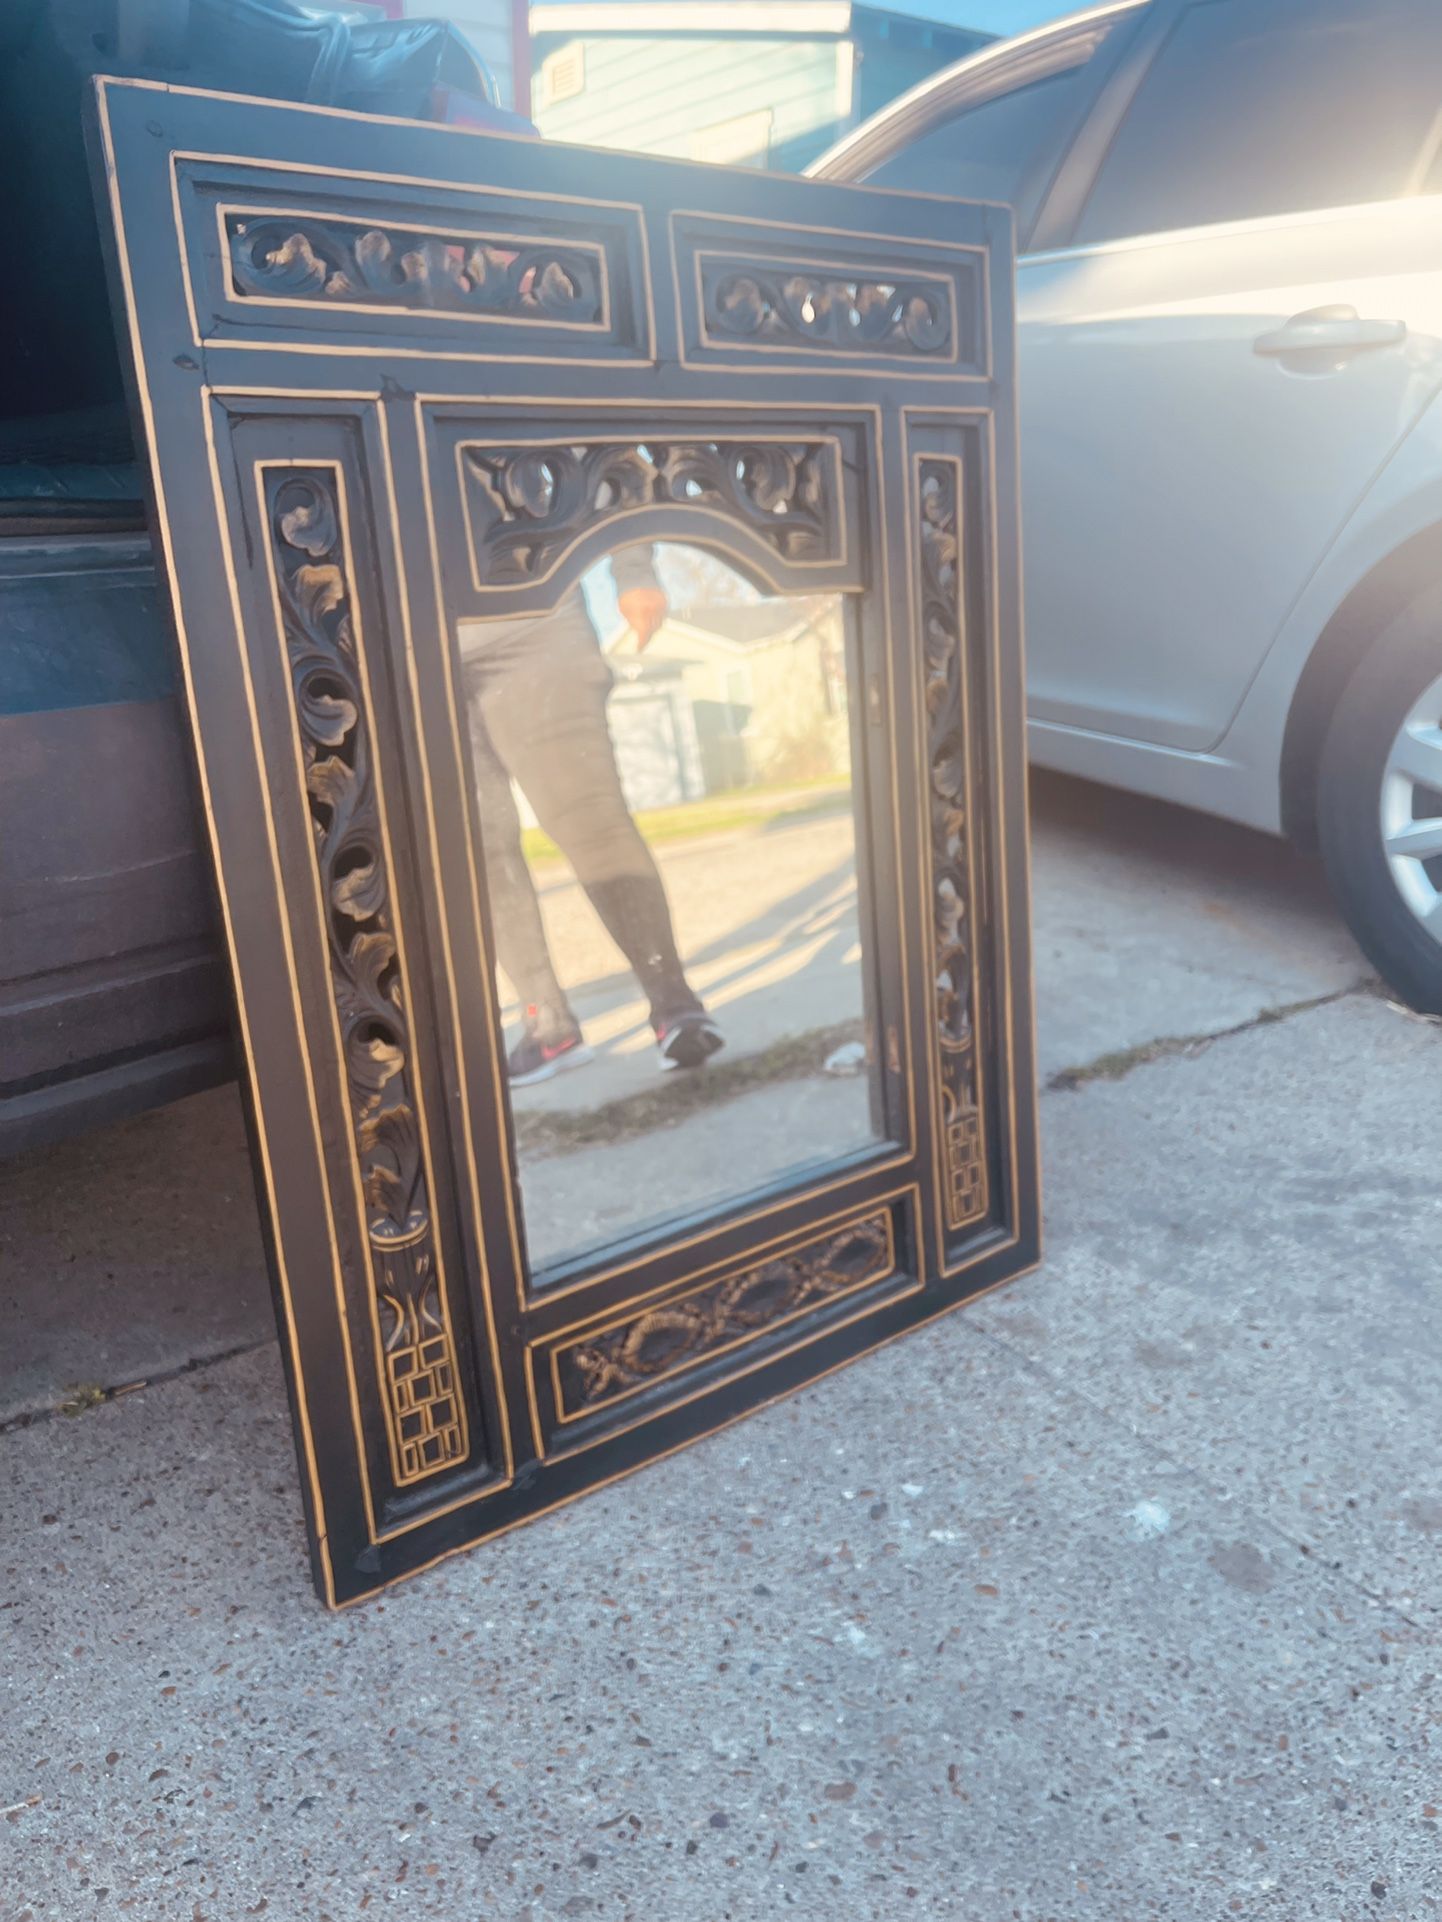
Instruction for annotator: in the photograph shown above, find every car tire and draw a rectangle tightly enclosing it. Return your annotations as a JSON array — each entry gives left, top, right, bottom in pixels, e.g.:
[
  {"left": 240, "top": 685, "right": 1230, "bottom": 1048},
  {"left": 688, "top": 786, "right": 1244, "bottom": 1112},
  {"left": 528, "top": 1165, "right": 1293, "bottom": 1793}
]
[{"left": 1317, "top": 585, "right": 1442, "bottom": 1014}]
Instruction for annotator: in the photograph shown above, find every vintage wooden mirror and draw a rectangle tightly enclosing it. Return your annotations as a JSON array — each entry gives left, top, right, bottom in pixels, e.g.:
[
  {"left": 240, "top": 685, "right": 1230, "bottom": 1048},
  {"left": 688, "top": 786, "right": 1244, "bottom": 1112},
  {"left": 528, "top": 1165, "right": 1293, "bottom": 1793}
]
[{"left": 93, "top": 76, "right": 1038, "bottom": 1605}]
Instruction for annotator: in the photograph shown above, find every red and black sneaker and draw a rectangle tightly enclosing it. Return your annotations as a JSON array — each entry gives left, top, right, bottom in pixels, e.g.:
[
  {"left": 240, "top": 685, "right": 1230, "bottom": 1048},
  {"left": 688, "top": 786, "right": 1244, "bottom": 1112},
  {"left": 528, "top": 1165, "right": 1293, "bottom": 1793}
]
[
  {"left": 507, "top": 1008, "right": 594, "bottom": 1087},
  {"left": 654, "top": 1011, "right": 725, "bottom": 1072}
]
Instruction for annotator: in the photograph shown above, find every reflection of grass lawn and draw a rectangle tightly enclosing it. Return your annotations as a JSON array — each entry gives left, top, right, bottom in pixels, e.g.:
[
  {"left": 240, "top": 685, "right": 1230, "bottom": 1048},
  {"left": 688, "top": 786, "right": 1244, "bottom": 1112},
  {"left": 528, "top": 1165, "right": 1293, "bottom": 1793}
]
[
  {"left": 520, "top": 776, "right": 852, "bottom": 867},
  {"left": 514, "top": 1018, "right": 866, "bottom": 1158}
]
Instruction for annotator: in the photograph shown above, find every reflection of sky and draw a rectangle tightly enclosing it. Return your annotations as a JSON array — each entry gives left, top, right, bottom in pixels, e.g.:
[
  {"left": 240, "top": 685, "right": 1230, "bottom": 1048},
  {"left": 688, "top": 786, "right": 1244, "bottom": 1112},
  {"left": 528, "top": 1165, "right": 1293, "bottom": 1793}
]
[
  {"left": 581, "top": 543, "right": 760, "bottom": 637},
  {"left": 580, "top": 560, "right": 619, "bottom": 635}
]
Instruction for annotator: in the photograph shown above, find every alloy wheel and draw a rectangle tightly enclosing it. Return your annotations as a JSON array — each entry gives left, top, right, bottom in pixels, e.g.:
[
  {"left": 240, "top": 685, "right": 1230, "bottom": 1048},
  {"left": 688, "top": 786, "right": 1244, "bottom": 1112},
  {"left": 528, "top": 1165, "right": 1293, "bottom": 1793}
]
[{"left": 1380, "top": 667, "right": 1442, "bottom": 943}]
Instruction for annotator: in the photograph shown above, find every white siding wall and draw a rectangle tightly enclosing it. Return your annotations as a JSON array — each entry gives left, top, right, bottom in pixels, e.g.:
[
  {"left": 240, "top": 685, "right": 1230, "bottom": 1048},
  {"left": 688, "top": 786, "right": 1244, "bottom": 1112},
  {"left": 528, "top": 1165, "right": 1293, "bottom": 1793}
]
[{"left": 534, "top": 34, "right": 843, "bottom": 164}]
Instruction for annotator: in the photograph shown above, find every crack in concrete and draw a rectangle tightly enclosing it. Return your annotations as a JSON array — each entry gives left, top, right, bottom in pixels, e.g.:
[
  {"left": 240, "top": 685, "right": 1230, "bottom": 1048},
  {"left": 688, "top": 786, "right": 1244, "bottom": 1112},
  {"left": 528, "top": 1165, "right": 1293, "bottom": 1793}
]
[
  {"left": 1044, "top": 978, "right": 1376, "bottom": 1094},
  {"left": 0, "top": 1337, "right": 275, "bottom": 1439}
]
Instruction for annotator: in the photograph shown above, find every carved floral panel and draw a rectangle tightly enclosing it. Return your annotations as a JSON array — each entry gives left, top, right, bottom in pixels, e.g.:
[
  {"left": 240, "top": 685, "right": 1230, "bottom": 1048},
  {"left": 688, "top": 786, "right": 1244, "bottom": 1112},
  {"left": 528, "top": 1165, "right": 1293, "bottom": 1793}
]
[
  {"left": 265, "top": 464, "right": 468, "bottom": 1485},
  {"left": 702, "top": 259, "right": 953, "bottom": 357},
  {"left": 553, "top": 1210, "right": 895, "bottom": 1417},
  {"left": 228, "top": 212, "right": 605, "bottom": 325},
  {"left": 917, "top": 456, "right": 989, "bottom": 1231},
  {"left": 459, "top": 437, "right": 842, "bottom": 586}
]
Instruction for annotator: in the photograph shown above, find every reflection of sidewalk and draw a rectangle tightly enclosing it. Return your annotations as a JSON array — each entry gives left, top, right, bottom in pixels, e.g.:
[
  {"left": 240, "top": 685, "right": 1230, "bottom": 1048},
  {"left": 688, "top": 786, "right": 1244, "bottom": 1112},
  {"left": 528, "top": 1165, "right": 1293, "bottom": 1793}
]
[
  {"left": 519, "top": 1072, "right": 872, "bottom": 1267},
  {"left": 505, "top": 809, "right": 864, "bottom": 1116}
]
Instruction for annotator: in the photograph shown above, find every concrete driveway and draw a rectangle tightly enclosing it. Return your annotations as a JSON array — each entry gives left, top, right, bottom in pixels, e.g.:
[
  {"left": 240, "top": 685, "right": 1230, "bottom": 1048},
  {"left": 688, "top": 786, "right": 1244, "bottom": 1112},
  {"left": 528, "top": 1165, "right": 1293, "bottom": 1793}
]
[{"left": 4, "top": 771, "right": 1440, "bottom": 1920}]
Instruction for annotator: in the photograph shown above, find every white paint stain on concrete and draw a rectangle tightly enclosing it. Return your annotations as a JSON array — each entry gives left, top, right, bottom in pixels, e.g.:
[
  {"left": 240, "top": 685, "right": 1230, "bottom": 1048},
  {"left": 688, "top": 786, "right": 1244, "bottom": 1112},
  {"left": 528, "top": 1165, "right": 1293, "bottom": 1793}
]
[{"left": 1127, "top": 1498, "right": 1172, "bottom": 1540}]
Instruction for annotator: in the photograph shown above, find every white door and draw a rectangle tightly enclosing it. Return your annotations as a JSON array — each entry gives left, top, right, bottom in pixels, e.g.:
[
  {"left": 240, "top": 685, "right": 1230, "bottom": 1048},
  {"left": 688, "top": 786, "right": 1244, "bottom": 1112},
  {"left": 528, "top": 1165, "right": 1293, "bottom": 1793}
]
[{"left": 1020, "top": 0, "right": 1442, "bottom": 753}]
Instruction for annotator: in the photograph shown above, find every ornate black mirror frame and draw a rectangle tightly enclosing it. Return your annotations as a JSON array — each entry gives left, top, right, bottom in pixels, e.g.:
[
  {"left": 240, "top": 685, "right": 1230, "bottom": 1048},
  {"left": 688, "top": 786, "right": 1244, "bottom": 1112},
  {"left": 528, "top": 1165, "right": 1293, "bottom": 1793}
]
[{"left": 92, "top": 77, "right": 1038, "bottom": 1605}]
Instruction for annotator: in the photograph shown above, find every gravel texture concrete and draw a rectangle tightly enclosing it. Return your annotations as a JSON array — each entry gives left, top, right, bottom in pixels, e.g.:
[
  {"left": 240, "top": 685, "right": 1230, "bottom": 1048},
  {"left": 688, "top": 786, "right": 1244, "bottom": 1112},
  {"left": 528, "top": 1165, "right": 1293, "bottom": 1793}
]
[
  {"left": 6, "top": 772, "right": 1439, "bottom": 1921},
  {"left": 0, "top": 1090, "right": 267, "bottom": 1426}
]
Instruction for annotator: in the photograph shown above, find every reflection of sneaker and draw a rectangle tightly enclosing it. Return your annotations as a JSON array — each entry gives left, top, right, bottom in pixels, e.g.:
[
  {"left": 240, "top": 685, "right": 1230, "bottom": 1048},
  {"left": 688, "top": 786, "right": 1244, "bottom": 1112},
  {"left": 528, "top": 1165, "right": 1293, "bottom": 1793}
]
[
  {"left": 655, "top": 1012, "right": 725, "bottom": 1072},
  {"left": 508, "top": 1013, "right": 593, "bottom": 1087}
]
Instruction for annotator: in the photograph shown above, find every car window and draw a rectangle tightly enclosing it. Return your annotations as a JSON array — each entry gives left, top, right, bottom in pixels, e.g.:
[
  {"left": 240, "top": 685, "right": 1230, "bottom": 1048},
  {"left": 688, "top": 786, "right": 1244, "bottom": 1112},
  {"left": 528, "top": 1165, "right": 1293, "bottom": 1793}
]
[
  {"left": 861, "top": 69, "right": 1089, "bottom": 206},
  {"left": 1074, "top": 0, "right": 1442, "bottom": 246},
  {"left": 858, "top": 19, "right": 1129, "bottom": 214}
]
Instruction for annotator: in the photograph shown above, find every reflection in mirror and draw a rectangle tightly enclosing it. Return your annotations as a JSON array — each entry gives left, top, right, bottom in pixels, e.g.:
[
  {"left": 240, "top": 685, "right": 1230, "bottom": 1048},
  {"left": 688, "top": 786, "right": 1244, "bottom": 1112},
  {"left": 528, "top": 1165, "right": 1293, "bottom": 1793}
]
[{"left": 457, "top": 541, "right": 879, "bottom": 1271}]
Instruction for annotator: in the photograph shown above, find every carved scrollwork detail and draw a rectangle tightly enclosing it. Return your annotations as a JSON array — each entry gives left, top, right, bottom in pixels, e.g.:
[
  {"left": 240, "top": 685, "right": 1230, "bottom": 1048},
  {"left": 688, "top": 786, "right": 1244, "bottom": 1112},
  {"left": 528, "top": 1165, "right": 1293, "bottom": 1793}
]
[
  {"left": 228, "top": 214, "right": 603, "bottom": 325},
  {"left": 462, "top": 438, "right": 837, "bottom": 584},
  {"left": 918, "top": 457, "right": 988, "bottom": 1230},
  {"left": 267, "top": 467, "right": 466, "bottom": 1484},
  {"left": 558, "top": 1212, "right": 894, "bottom": 1415},
  {"left": 704, "top": 261, "right": 952, "bottom": 356}
]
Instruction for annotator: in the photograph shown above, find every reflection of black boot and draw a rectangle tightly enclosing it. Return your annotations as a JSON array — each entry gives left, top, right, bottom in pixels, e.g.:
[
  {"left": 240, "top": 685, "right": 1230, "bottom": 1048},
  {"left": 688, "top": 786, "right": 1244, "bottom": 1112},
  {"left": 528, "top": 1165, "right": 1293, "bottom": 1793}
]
[{"left": 584, "top": 873, "right": 704, "bottom": 1026}]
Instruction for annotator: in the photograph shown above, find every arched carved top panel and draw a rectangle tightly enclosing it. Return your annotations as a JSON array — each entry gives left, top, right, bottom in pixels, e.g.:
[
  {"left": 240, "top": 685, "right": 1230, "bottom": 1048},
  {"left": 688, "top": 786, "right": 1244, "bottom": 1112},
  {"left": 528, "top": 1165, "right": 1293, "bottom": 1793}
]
[{"left": 454, "top": 434, "right": 851, "bottom": 598}]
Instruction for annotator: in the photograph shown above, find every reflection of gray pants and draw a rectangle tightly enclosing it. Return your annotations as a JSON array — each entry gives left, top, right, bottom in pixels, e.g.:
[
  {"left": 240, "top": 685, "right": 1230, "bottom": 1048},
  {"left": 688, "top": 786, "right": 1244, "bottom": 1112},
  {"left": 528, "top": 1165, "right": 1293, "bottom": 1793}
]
[{"left": 461, "top": 611, "right": 702, "bottom": 1032}]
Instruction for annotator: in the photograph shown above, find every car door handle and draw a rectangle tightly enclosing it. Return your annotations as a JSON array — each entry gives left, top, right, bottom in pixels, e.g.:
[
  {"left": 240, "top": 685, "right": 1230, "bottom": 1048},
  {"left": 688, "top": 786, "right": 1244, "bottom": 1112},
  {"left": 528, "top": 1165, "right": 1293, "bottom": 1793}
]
[{"left": 1255, "top": 304, "right": 1407, "bottom": 357}]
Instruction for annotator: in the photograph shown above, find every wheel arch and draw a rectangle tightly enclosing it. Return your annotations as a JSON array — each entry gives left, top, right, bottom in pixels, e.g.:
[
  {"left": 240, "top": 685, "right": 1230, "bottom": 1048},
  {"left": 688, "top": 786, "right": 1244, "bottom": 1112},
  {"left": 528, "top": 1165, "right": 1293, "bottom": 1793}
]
[{"left": 1280, "top": 519, "right": 1442, "bottom": 851}]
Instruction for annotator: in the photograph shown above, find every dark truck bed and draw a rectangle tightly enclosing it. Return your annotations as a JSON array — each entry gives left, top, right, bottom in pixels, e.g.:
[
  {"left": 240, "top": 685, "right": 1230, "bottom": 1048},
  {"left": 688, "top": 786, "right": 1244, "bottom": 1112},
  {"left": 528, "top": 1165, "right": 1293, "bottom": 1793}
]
[{"left": 0, "top": 0, "right": 531, "bottom": 1156}]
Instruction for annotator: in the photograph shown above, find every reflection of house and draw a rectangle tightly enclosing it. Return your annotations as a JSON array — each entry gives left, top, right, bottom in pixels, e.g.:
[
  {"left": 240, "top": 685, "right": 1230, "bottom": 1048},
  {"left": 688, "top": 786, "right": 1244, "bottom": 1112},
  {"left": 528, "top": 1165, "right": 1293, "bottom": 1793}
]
[
  {"left": 530, "top": 2, "right": 992, "bottom": 172},
  {"left": 605, "top": 597, "right": 850, "bottom": 810}
]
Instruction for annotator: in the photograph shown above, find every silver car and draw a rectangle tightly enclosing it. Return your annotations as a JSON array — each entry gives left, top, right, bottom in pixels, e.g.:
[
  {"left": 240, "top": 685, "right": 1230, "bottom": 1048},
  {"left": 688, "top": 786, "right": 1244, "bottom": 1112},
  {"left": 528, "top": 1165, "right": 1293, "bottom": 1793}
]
[{"left": 814, "top": 0, "right": 1442, "bottom": 1010}]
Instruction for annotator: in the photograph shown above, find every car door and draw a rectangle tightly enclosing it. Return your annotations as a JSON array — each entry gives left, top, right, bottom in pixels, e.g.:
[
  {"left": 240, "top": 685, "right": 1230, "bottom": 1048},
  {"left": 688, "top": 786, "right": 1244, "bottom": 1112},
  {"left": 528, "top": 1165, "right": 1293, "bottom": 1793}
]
[{"left": 1020, "top": 0, "right": 1442, "bottom": 753}]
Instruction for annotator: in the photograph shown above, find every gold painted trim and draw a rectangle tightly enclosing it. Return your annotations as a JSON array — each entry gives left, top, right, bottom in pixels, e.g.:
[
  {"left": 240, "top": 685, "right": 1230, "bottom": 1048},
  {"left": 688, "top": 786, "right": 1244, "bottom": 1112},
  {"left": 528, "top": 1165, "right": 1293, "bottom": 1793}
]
[
  {"left": 546, "top": 1201, "right": 899, "bottom": 1425},
  {"left": 214, "top": 200, "right": 613, "bottom": 334}
]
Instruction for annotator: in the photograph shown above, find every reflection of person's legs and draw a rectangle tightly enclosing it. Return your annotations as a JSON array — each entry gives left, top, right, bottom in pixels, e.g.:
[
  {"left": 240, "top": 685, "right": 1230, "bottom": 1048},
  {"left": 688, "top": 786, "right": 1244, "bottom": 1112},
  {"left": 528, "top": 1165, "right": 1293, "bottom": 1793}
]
[
  {"left": 480, "top": 617, "right": 704, "bottom": 1030},
  {"left": 464, "top": 663, "right": 576, "bottom": 1037}
]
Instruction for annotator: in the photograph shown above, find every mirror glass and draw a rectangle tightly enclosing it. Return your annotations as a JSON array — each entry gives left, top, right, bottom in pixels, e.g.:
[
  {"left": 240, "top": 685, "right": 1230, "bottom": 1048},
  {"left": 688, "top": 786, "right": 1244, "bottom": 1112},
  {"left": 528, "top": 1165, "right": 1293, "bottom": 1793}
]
[{"left": 457, "top": 541, "right": 881, "bottom": 1271}]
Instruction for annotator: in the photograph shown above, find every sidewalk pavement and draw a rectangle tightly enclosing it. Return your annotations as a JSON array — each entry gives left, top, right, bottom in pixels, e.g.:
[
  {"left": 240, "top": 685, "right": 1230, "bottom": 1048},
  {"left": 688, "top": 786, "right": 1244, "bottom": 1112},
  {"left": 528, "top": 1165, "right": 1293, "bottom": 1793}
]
[{"left": 4, "top": 772, "right": 1439, "bottom": 1921}]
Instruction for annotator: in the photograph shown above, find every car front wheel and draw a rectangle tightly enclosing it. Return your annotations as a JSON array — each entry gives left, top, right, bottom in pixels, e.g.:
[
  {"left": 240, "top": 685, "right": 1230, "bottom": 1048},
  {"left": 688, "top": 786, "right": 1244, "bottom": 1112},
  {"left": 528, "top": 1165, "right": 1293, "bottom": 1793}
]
[{"left": 1317, "top": 588, "right": 1442, "bottom": 1014}]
